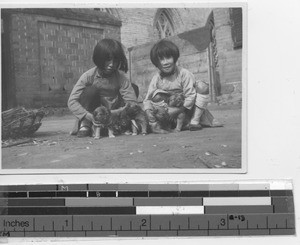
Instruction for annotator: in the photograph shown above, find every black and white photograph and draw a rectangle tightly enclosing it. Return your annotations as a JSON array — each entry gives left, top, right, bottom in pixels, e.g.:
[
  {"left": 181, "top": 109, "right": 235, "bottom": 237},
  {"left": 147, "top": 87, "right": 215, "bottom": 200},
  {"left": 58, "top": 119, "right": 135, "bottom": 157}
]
[{"left": 1, "top": 5, "right": 246, "bottom": 173}]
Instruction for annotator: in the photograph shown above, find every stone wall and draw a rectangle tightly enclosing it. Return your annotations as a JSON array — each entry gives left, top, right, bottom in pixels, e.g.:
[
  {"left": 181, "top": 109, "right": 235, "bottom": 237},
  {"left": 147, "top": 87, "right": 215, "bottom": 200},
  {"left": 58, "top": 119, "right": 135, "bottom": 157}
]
[
  {"left": 2, "top": 8, "right": 121, "bottom": 108},
  {"left": 213, "top": 8, "right": 243, "bottom": 104},
  {"left": 116, "top": 8, "right": 212, "bottom": 49},
  {"left": 129, "top": 27, "right": 211, "bottom": 101}
]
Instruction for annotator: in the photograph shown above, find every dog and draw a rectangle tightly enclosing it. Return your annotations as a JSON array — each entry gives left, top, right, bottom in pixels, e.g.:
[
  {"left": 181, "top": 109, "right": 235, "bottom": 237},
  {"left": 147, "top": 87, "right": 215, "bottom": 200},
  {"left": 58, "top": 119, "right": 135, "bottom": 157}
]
[
  {"left": 151, "top": 92, "right": 187, "bottom": 132},
  {"left": 119, "top": 104, "right": 148, "bottom": 136},
  {"left": 92, "top": 106, "right": 115, "bottom": 139},
  {"left": 168, "top": 93, "right": 187, "bottom": 132}
]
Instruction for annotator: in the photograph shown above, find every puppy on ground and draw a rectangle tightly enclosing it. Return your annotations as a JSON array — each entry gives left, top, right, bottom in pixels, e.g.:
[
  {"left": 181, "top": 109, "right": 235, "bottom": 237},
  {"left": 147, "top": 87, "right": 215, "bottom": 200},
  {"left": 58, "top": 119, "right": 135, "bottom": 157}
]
[
  {"left": 119, "top": 104, "right": 148, "bottom": 136},
  {"left": 92, "top": 106, "right": 115, "bottom": 139}
]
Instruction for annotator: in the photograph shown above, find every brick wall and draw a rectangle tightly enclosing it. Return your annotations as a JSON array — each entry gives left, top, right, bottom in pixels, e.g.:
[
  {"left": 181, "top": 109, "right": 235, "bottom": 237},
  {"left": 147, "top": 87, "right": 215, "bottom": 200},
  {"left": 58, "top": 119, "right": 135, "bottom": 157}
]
[{"left": 3, "top": 9, "right": 121, "bottom": 108}]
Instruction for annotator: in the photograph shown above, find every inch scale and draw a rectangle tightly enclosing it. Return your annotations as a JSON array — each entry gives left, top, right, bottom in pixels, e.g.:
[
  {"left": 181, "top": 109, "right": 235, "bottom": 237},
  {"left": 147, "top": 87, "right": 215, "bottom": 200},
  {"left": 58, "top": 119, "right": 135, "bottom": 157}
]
[{"left": 0, "top": 180, "right": 295, "bottom": 237}]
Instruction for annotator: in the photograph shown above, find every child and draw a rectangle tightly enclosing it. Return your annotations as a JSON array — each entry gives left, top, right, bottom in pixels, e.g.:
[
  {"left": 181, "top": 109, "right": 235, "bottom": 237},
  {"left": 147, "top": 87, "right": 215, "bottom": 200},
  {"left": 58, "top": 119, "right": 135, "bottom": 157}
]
[
  {"left": 143, "top": 39, "right": 197, "bottom": 133},
  {"left": 68, "top": 38, "right": 138, "bottom": 137},
  {"left": 143, "top": 39, "right": 222, "bottom": 133}
]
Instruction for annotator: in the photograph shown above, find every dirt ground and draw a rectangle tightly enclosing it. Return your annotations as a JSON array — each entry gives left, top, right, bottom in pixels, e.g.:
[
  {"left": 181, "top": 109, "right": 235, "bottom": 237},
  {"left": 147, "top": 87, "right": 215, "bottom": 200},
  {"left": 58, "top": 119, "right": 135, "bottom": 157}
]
[{"left": 1, "top": 105, "right": 242, "bottom": 170}]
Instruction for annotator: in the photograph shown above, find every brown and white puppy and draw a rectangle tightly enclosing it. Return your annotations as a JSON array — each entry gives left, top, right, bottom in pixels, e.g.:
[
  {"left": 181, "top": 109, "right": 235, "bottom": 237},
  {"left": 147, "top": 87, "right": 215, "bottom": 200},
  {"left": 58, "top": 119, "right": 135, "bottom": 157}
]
[
  {"left": 92, "top": 106, "right": 115, "bottom": 139},
  {"left": 168, "top": 93, "right": 186, "bottom": 132}
]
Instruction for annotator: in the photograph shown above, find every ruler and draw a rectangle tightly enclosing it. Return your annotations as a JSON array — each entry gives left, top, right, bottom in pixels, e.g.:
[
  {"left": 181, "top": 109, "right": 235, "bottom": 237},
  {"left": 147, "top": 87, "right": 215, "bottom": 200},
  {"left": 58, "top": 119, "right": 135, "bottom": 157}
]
[{"left": 0, "top": 181, "right": 295, "bottom": 237}]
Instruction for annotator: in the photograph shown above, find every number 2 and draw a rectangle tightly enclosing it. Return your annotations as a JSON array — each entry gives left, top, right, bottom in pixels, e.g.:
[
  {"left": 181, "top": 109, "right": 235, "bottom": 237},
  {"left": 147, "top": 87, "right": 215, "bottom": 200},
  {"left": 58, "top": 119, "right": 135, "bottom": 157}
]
[{"left": 141, "top": 219, "right": 147, "bottom": 226}]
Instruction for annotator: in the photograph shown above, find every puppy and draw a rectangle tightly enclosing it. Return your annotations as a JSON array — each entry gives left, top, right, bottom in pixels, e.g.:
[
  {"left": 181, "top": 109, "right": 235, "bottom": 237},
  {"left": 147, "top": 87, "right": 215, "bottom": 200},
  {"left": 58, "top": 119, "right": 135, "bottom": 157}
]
[
  {"left": 151, "top": 92, "right": 186, "bottom": 132},
  {"left": 120, "top": 104, "right": 148, "bottom": 136},
  {"left": 92, "top": 106, "right": 115, "bottom": 139},
  {"left": 168, "top": 93, "right": 186, "bottom": 132}
]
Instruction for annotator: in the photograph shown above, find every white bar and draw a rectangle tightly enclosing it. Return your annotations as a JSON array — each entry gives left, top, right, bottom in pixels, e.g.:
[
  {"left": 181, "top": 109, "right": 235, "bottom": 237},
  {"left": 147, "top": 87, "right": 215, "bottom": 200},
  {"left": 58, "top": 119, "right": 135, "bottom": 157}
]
[
  {"left": 270, "top": 181, "right": 293, "bottom": 190},
  {"left": 203, "top": 197, "right": 271, "bottom": 206},
  {"left": 136, "top": 206, "right": 204, "bottom": 215},
  {"left": 238, "top": 183, "right": 270, "bottom": 190}
]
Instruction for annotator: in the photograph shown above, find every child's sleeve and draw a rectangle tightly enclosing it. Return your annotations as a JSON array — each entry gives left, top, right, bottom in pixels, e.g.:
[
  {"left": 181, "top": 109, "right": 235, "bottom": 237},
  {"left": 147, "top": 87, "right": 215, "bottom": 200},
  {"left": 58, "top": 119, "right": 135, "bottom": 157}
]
[
  {"left": 143, "top": 75, "right": 159, "bottom": 111},
  {"left": 181, "top": 70, "right": 197, "bottom": 110},
  {"left": 67, "top": 72, "right": 90, "bottom": 120},
  {"left": 119, "top": 74, "right": 138, "bottom": 103}
]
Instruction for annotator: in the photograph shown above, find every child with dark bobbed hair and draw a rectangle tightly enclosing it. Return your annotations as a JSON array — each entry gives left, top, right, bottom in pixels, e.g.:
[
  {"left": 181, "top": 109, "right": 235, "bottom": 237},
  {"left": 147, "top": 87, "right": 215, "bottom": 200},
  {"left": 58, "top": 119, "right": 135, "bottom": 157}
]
[
  {"left": 144, "top": 39, "right": 222, "bottom": 133},
  {"left": 144, "top": 39, "right": 197, "bottom": 133},
  {"left": 68, "top": 38, "right": 138, "bottom": 137}
]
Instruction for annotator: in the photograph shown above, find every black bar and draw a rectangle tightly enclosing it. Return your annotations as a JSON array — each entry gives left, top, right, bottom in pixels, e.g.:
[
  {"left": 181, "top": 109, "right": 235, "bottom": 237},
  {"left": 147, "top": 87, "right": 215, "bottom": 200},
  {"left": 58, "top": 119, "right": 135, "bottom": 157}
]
[
  {"left": 6, "top": 207, "right": 67, "bottom": 215},
  {"left": 270, "top": 190, "right": 293, "bottom": 196},
  {"left": 179, "top": 191, "right": 209, "bottom": 197},
  {"left": 210, "top": 191, "right": 239, "bottom": 197},
  {"left": 67, "top": 207, "right": 136, "bottom": 215},
  {"left": 29, "top": 192, "right": 56, "bottom": 198},
  {"left": 4, "top": 192, "right": 28, "bottom": 198},
  {"left": 56, "top": 191, "right": 87, "bottom": 197},
  {"left": 8, "top": 198, "right": 65, "bottom": 206},
  {"left": 149, "top": 191, "right": 179, "bottom": 197},
  {"left": 88, "top": 191, "right": 116, "bottom": 197},
  {"left": 118, "top": 191, "right": 148, "bottom": 197},
  {"left": 239, "top": 190, "right": 270, "bottom": 197}
]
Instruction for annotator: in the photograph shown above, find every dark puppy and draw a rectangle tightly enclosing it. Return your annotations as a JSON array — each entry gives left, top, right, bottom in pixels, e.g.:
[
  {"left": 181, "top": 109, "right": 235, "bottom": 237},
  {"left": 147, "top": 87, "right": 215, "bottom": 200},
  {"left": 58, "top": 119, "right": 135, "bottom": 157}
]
[
  {"left": 92, "top": 106, "right": 115, "bottom": 139},
  {"left": 120, "top": 104, "right": 148, "bottom": 135}
]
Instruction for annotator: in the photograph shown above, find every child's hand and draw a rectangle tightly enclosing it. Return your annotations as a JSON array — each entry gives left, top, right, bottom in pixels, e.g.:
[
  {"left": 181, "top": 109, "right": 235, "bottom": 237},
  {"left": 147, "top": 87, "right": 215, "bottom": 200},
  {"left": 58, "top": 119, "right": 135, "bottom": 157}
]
[{"left": 85, "top": 112, "right": 94, "bottom": 122}]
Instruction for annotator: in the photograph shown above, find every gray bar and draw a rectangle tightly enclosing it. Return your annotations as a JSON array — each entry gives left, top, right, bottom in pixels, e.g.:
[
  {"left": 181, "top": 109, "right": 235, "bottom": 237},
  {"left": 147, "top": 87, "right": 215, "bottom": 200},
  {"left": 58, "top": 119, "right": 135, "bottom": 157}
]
[
  {"left": 25, "top": 232, "right": 56, "bottom": 237},
  {"left": 6, "top": 232, "right": 25, "bottom": 237},
  {"left": 178, "top": 184, "right": 209, "bottom": 191},
  {"left": 209, "top": 184, "right": 239, "bottom": 191},
  {"left": 148, "top": 184, "right": 178, "bottom": 191},
  {"left": 272, "top": 197, "right": 293, "bottom": 205},
  {"left": 73, "top": 215, "right": 111, "bottom": 231},
  {"left": 0, "top": 199, "right": 8, "bottom": 206},
  {"left": 178, "top": 230, "right": 208, "bottom": 236},
  {"left": 0, "top": 216, "right": 34, "bottom": 231},
  {"left": 208, "top": 229, "right": 239, "bottom": 236},
  {"left": 134, "top": 197, "right": 203, "bottom": 206},
  {"left": 117, "top": 231, "right": 147, "bottom": 236},
  {"left": 35, "top": 215, "right": 72, "bottom": 231},
  {"left": 117, "top": 184, "right": 149, "bottom": 191},
  {"left": 56, "top": 231, "right": 86, "bottom": 237},
  {"left": 246, "top": 214, "right": 268, "bottom": 229},
  {"left": 239, "top": 229, "right": 270, "bottom": 235},
  {"left": 65, "top": 197, "right": 133, "bottom": 206},
  {"left": 189, "top": 214, "right": 227, "bottom": 230},
  {"left": 272, "top": 197, "right": 294, "bottom": 213},
  {"left": 86, "top": 231, "right": 117, "bottom": 237},
  {"left": 270, "top": 228, "right": 296, "bottom": 235},
  {"left": 147, "top": 230, "right": 178, "bottom": 236},
  {"left": 112, "top": 215, "right": 150, "bottom": 231},
  {"left": 57, "top": 184, "right": 88, "bottom": 191},
  {"left": 268, "top": 214, "right": 295, "bottom": 229},
  {"left": 205, "top": 205, "right": 274, "bottom": 214},
  {"left": 88, "top": 184, "right": 118, "bottom": 191}
]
